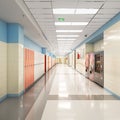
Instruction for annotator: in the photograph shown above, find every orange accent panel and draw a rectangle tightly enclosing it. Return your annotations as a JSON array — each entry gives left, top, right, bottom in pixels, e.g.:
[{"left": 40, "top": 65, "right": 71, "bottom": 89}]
[
  {"left": 24, "top": 48, "right": 34, "bottom": 89},
  {"left": 44, "top": 55, "right": 46, "bottom": 73},
  {"left": 48, "top": 56, "right": 49, "bottom": 70}
]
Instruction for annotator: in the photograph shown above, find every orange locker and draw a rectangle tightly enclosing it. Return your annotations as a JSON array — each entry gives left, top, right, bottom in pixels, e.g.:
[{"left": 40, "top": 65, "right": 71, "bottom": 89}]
[{"left": 24, "top": 48, "right": 34, "bottom": 90}]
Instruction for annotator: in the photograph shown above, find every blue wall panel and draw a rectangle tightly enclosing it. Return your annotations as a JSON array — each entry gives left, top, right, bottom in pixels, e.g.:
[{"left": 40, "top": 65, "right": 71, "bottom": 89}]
[
  {"left": 42, "top": 48, "right": 47, "bottom": 54},
  {"left": 18, "top": 25, "right": 24, "bottom": 44},
  {"left": 0, "top": 20, "right": 7, "bottom": 42},
  {"left": 7, "top": 24, "right": 19, "bottom": 43},
  {"left": 24, "top": 36, "right": 42, "bottom": 53},
  {"left": 7, "top": 23, "right": 24, "bottom": 44}
]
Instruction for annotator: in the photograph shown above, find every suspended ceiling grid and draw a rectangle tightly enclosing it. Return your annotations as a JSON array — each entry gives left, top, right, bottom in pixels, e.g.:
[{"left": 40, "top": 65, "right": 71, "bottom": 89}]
[{"left": 23, "top": 0, "right": 120, "bottom": 56}]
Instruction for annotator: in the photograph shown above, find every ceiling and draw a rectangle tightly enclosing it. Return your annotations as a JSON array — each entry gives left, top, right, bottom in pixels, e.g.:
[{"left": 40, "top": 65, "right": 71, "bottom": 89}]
[{"left": 0, "top": 0, "right": 120, "bottom": 56}]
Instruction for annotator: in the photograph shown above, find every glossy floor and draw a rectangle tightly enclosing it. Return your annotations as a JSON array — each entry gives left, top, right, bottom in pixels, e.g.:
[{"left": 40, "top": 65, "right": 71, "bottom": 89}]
[
  {"left": 0, "top": 64, "right": 120, "bottom": 120},
  {"left": 41, "top": 100, "right": 120, "bottom": 120},
  {"left": 26, "top": 64, "right": 120, "bottom": 120}
]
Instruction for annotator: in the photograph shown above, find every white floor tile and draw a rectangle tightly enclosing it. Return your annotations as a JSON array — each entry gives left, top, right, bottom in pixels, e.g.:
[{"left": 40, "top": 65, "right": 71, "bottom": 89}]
[
  {"left": 41, "top": 100, "right": 120, "bottom": 120},
  {"left": 50, "top": 64, "right": 110, "bottom": 95}
]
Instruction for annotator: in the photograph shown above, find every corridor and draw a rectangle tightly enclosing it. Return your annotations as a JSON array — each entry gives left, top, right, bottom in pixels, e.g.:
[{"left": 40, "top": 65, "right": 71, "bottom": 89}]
[
  {"left": 25, "top": 64, "right": 120, "bottom": 120},
  {"left": 0, "top": 64, "right": 120, "bottom": 120},
  {"left": 0, "top": 0, "right": 120, "bottom": 120}
]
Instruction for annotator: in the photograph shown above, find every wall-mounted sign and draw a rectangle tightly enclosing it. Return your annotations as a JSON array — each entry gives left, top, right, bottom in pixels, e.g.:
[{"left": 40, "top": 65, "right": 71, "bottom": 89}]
[
  {"left": 77, "top": 53, "right": 80, "bottom": 59},
  {"left": 58, "top": 18, "right": 65, "bottom": 22}
]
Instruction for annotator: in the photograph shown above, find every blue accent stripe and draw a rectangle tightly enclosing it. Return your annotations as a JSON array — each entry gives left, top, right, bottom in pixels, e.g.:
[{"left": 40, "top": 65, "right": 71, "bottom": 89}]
[
  {"left": 46, "top": 51, "right": 56, "bottom": 58},
  {"left": 7, "top": 23, "right": 24, "bottom": 44},
  {"left": 74, "top": 12, "right": 120, "bottom": 49},
  {"left": 0, "top": 20, "right": 7, "bottom": 42},
  {"left": 24, "top": 36, "right": 42, "bottom": 53},
  {"left": 105, "top": 88, "right": 120, "bottom": 100},
  {"left": 42, "top": 48, "right": 47, "bottom": 54},
  {"left": 0, "top": 95, "right": 7, "bottom": 103},
  {"left": 7, "top": 90, "right": 24, "bottom": 98},
  {"left": 0, "top": 91, "right": 25, "bottom": 103},
  {"left": 87, "top": 33, "right": 103, "bottom": 43}
]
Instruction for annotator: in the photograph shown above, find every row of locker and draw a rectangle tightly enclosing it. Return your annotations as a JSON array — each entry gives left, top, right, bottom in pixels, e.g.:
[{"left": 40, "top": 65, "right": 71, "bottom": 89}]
[
  {"left": 24, "top": 49, "right": 34, "bottom": 67},
  {"left": 24, "top": 66, "right": 34, "bottom": 89},
  {"left": 24, "top": 50, "right": 56, "bottom": 90}
]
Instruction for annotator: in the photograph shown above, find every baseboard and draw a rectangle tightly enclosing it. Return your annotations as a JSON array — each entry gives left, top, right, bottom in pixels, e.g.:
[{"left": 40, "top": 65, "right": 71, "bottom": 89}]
[
  {"left": 7, "top": 90, "right": 25, "bottom": 98},
  {"left": 0, "top": 95, "right": 7, "bottom": 103},
  {"left": 105, "top": 88, "right": 120, "bottom": 100}
]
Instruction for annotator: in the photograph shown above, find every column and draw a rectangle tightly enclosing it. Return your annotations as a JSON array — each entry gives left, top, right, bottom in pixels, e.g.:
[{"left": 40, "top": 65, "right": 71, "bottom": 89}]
[{"left": 7, "top": 23, "right": 24, "bottom": 96}]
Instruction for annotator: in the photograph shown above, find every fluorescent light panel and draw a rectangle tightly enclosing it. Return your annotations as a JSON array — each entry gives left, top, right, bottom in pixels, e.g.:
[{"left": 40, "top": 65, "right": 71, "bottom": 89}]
[
  {"left": 58, "top": 41, "right": 73, "bottom": 42},
  {"left": 56, "top": 30, "right": 83, "bottom": 33},
  {"left": 55, "top": 22, "right": 88, "bottom": 26},
  {"left": 53, "top": 9, "right": 75, "bottom": 14},
  {"left": 58, "top": 42, "right": 73, "bottom": 45},
  {"left": 57, "top": 38, "right": 76, "bottom": 41},
  {"left": 58, "top": 43, "right": 72, "bottom": 45},
  {"left": 76, "top": 9, "right": 98, "bottom": 14},
  {"left": 57, "top": 35, "right": 79, "bottom": 37},
  {"left": 53, "top": 9, "right": 98, "bottom": 14}
]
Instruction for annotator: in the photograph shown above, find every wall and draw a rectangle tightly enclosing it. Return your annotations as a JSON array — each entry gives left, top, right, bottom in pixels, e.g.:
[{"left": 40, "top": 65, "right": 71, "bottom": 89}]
[
  {"left": 76, "top": 44, "right": 86, "bottom": 75},
  {"left": 0, "top": 20, "right": 56, "bottom": 102},
  {"left": 34, "top": 51, "right": 44, "bottom": 81},
  {"left": 7, "top": 24, "right": 24, "bottom": 95},
  {"left": 0, "top": 21, "right": 7, "bottom": 99},
  {"left": 86, "top": 44, "right": 93, "bottom": 53},
  {"left": 75, "top": 39, "right": 103, "bottom": 75},
  {"left": 104, "top": 21, "right": 120, "bottom": 96},
  {"left": 69, "top": 53, "right": 73, "bottom": 66},
  {"left": 69, "top": 51, "right": 75, "bottom": 69},
  {"left": 57, "top": 58, "right": 66, "bottom": 64},
  {"left": 93, "top": 40, "right": 104, "bottom": 52}
]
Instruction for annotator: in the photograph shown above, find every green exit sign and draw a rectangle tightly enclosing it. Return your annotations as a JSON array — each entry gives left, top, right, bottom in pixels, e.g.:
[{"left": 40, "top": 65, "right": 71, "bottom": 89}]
[{"left": 58, "top": 18, "right": 65, "bottom": 22}]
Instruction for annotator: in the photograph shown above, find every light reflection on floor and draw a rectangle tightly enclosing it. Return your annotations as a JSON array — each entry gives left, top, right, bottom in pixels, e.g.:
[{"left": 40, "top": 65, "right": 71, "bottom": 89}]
[{"left": 26, "top": 64, "right": 120, "bottom": 120}]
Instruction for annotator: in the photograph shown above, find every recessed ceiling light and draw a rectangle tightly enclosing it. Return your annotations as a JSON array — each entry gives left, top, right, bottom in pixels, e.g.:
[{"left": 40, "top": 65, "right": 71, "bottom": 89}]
[
  {"left": 56, "top": 30, "right": 83, "bottom": 32},
  {"left": 76, "top": 9, "right": 98, "bottom": 14},
  {"left": 58, "top": 42, "right": 74, "bottom": 44},
  {"left": 53, "top": 9, "right": 75, "bottom": 14},
  {"left": 55, "top": 22, "right": 88, "bottom": 26},
  {"left": 57, "top": 35, "right": 79, "bottom": 37},
  {"left": 72, "top": 22, "right": 88, "bottom": 25},
  {"left": 53, "top": 8, "right": 98, "bottom": 14},
  {"left": 55, "top": 22, "right": 71, "bottom": 25},
  {"left": 57, "top": 38, "right": 76, "bottom": 41}
]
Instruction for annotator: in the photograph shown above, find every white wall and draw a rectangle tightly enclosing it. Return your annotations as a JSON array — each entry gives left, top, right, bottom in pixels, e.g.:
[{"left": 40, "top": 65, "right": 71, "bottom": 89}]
[
  {"left": 69, "top": 53, "right": 73, "bottom": 67},
  {"left": 0, "top": 41, "right": 7, "bottom": 98},
  {"left": 18, "top": 44, "right": 24, "bottom": 93},
  {"left": 94, "top": 40, "right": 104, "bottom": 52},
  {"left": 76, "top": 44, "right": 86, "bottom": 75},
  {"left": 104, "top": 21, "right": 120, "bottom": 96},
  {"left": 7, "top": 43, "right": 24, "bottom": 94},
  {"left": 34, "top": 51, "right": 44, "bottom": 81}
]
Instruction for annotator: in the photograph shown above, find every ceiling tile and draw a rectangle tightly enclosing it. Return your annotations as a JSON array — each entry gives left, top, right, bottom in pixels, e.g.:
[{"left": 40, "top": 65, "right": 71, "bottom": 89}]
[
  {"left": 98, "top": 8, "right": 120, "bottom": 14},
  {"left": 91, "top": 18, "right": 109, "bottom": 23},
  {"left": 24, "top": 0, "right": 52, "bottom": 1},
  {"left": 77, "top": 2, "right": 104, "bottom": 9},
  {"left": 30, "top": 8, "right": 53, "bottom": 14},
  {"left": 103, "top": 2, "right": 120, "bottom": 8},
  {"left": 25, "top": 1, "right": 51, "bottom": 8},
  {"left": 94, "top": 14, "right": 115, "bottom": 19}
]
